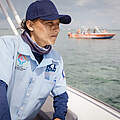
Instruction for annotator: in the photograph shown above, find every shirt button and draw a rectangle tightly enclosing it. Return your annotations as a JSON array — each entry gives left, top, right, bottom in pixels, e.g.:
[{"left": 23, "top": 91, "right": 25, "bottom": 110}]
[
  {"left": 20, "top": 107, "right": 24, "bottom": 110},
  {"left": 26, "top": 93, "right": 30, "bottom": 96},
  {"left": 32, "top": 77, "right": 35, "bottom": 81}
]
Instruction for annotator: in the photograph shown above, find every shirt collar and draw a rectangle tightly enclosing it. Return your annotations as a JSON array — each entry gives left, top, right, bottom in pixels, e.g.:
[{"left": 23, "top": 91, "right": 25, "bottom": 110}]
[
  {"left": 21, "top": 31, "right": 52, "bottom": 55},
  {"left": 17, "top": 36, "right": 59, "bottom": 66}
]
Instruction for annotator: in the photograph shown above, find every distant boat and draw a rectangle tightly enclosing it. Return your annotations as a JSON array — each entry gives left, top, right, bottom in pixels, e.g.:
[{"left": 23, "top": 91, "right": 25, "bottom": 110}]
[{"left": 68, "top": 26, "right": 116, "bottom": 39}]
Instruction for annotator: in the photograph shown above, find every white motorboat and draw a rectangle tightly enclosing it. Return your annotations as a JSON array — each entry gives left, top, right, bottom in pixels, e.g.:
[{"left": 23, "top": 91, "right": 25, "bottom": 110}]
[{"left": 68, "top": 27, "right": 116, "bottom": 39}]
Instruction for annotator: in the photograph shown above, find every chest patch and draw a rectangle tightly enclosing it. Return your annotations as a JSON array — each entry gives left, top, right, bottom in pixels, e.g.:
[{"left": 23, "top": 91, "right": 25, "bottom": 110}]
[
  {"left": 16, "top": 53, "right": 29, "bottom": 70},
  {"left": 45, "top": 64, "right": 56, "bottom": 80},
  {"left": 45, "top": 64, "right": 56, "bottom": 72}
]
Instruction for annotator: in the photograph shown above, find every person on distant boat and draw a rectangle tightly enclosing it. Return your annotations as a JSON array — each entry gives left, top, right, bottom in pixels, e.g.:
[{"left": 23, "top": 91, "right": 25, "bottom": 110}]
[
  {"left": 68, "top": 32, "right": 72, "bottom": 37},
  {"left": 76, "top": 29, "right": 81, "bottom": 34},
  {"left": 87, "top": 28, "right": 90, "bottom": 34},
  {"left": 93, "top": 28, "right": 96, "bottom": 33},
  {"left": 103, "top": 29, "right": 107, "bottom": 33},
  {"left": 0, "top": 0, "right": 71, "bottom": 120}
]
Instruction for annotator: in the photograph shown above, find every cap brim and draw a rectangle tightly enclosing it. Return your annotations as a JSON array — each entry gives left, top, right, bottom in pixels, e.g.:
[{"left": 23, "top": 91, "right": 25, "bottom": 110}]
[
  {"left": 37, "top": 14, "right": 71, "bottom": 24},
  {"left": 58, "top": 15, "right": 71, "bottom": 24}
]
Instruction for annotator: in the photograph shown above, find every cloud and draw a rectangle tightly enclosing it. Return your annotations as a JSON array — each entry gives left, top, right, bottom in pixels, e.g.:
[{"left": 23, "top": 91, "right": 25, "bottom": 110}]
[
  {"left": 95, "top": 0, "right": 120, "bottom": 22},
  {"left": 75, "top": 0, "right": 96, "bottom": 6},
  {"left": 0, "top": 0, "right": 120, "bottom": 29},
  {"left": 104, "top": 0, "right": 120, "bottom": 6}
]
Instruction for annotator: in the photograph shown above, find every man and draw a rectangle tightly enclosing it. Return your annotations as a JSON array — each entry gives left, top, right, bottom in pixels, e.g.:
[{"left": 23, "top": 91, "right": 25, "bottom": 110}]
[{"left": 0, "top": 0, "right": 71, "bottom": 120}]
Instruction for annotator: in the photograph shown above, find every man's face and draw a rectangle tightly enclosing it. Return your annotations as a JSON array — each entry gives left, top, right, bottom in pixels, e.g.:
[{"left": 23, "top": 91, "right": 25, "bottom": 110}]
[{"left": 27, "top": 19, "right": 60, "bottom": 48}]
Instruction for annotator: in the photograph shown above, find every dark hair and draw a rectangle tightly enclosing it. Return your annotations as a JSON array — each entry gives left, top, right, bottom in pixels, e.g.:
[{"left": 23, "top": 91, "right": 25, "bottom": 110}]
[{"left": 21, "top": 19, "right": 30, "bottom": 33}]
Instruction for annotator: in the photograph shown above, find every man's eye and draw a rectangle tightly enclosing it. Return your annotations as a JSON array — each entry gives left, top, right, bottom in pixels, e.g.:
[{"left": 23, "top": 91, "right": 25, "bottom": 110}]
[{"left": 47, "top": 23, "right": 53, "bottom": 26}]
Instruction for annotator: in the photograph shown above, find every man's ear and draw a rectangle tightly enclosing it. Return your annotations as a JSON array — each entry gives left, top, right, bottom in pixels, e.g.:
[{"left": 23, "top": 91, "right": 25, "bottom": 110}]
[{"left": 26, "top": 20, "right": 34, "bottom": 31}]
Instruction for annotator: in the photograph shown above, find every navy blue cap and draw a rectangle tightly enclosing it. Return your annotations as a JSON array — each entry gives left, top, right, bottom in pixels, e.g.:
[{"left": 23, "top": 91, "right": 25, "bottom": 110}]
[{"left": 26, "top": 0, "right": 71, "bottom": 24}]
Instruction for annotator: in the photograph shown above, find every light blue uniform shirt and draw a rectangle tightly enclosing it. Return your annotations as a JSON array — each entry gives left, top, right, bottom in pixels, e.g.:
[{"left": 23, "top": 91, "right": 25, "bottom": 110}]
[{"left": 0, "top": 35, "right": 66, "bottom": 120}]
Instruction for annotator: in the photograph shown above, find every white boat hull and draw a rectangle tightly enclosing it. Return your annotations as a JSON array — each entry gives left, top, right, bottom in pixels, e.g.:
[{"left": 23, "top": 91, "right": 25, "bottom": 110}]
[
  {"left": 68, "top": 33, "right": 116, "bottom": 39},
  {"left": 67, "top": 86, "right": 120, "bottom": 120},
  {"left": 36, "top": 86, "right": 120, "bottom": 120}
]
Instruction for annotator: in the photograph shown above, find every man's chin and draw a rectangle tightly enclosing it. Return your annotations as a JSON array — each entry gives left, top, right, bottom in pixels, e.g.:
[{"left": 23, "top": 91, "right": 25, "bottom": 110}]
[{"left": 49, "top": 39, "right": 56, "bottom": 45}]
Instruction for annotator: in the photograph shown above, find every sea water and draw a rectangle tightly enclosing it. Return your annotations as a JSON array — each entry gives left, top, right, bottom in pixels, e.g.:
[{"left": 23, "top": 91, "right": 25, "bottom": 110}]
[
  {"left": 55, "top": 29, "right": 120, "bottom": 110},
  {"left": 0, "top": 28, "right": 120, "bottom": 110}
]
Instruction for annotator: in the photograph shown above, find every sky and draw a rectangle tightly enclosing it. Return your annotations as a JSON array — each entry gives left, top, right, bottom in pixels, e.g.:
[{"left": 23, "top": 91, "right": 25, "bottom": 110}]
[{"left": 0, "top": 0, "right": 120, "bottom": 29}]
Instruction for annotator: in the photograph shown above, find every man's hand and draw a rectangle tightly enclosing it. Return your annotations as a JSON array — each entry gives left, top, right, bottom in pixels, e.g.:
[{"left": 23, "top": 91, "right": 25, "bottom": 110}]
[{"left": 54, "top": 118, "right": 61, "bottom": 120}]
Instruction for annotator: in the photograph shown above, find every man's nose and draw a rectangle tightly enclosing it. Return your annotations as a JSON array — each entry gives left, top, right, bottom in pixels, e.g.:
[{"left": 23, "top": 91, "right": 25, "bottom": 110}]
[{"left": 52, "top": 24, "right": 59, "bottom": 30}]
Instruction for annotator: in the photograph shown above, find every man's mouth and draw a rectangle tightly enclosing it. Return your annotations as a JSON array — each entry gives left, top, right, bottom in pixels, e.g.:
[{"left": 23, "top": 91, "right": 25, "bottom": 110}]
[{"left": 51, "top": 35, "right": 57, "bottom": 37}]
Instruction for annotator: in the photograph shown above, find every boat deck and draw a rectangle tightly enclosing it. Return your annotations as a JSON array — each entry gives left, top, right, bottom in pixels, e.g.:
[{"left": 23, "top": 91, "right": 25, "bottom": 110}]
[{"left": 33, "top": 96, "right": 78, "bottom": 120}]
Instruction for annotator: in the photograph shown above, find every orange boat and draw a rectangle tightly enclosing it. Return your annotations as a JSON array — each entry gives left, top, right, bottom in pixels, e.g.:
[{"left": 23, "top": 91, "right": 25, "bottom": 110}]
[{"left": 68, "top": 27, "right": 116, "bottom": 39}]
